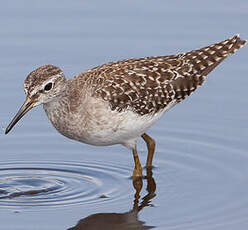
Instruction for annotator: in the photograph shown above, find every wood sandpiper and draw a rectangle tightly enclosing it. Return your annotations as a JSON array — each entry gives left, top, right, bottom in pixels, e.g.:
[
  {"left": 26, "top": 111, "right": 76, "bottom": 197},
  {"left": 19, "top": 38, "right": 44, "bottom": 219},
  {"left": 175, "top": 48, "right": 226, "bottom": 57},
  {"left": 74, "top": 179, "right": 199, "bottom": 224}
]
[{"left": 5, "top": 35, "right": 246, "bottom": 179}]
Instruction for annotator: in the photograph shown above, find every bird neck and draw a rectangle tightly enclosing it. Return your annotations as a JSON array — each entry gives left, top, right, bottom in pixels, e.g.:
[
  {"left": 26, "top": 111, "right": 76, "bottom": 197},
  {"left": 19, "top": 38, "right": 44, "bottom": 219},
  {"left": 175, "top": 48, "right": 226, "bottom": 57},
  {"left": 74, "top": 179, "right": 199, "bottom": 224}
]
[{"left": 43, "top": 90, "right": 69, "bottom": 119}]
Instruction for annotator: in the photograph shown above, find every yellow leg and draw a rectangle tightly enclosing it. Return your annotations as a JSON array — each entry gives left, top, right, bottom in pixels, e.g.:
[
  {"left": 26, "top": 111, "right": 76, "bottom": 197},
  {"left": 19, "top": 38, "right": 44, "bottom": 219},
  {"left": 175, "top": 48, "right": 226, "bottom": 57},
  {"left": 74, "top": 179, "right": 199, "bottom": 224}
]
[
  {"left": 142, "top": 133, "right": 156, "bottom": 168},
  {"left": 132, "top": 167, "right": 156, "bottom": 212},
  {"left": 132, "top": 148, "right": 143, "bottom": 178},
  {"left": 133, "top": 175, "right": 143, "bottom": 210}
]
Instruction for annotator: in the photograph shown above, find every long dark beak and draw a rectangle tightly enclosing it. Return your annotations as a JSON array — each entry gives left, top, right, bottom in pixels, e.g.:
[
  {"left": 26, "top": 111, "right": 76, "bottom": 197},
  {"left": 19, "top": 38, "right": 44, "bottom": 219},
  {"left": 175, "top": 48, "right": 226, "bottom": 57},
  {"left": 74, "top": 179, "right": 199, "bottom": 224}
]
[{"left": 5, "top": 97, "right": 36, "bottom": 134}]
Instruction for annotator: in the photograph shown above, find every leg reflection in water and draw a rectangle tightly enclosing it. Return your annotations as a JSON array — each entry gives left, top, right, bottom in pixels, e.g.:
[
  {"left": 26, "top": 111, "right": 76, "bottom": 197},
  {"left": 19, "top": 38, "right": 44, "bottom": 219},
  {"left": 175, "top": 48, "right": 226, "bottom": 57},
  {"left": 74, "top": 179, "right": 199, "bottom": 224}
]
[{"left": 68, "top": 168, "right": 156, "bottom": 230}]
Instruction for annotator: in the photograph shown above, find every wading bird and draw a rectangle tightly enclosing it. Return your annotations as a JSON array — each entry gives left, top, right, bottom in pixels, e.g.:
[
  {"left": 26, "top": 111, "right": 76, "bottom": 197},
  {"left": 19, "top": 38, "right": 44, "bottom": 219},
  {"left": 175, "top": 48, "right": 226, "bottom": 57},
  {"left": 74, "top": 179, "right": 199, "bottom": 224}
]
[{"left": 5, "top": 35, "right": 246, "bottom": 180}]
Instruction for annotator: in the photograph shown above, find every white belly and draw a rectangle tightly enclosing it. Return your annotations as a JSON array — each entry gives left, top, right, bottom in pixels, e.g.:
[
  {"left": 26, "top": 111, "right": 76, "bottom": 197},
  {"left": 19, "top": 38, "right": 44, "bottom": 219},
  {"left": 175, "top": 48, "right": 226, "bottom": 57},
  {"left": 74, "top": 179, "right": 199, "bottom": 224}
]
[
  {"left": 82, "top": 109, "right": 165, "bottom": 146},
  {"left": 44, "top": 96, "right": 176, "bottom": 150},
  {"left": 75, "top": 99, "right": 176, "bottom": 149}
]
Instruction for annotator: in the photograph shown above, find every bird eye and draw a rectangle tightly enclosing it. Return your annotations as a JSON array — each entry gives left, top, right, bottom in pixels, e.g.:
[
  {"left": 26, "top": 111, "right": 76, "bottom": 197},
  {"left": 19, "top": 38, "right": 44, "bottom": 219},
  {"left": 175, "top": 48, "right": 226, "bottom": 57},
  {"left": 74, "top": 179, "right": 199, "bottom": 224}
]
[{"left": 44, "top": 82, "right": 53, "bottom": 91}]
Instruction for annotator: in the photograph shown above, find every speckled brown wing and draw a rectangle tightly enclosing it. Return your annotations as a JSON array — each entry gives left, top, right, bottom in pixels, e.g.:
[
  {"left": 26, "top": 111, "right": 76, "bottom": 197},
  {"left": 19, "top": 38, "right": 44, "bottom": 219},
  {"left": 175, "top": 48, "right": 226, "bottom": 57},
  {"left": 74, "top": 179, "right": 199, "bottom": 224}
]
[{"left": 88, "top": 35, "right": 246, "bottom": 115}]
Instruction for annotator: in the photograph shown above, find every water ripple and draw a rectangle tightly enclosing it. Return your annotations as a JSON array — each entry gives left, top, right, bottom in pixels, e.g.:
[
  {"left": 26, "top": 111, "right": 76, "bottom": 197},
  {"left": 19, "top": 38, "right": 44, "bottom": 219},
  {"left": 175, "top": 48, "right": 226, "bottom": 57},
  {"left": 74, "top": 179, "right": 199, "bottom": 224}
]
[
  {"left": 150, "top": 125, "right": 248, "bottom": 229},
  {"left": 0, "top": 161, "right": 130, "bottom": 208}
]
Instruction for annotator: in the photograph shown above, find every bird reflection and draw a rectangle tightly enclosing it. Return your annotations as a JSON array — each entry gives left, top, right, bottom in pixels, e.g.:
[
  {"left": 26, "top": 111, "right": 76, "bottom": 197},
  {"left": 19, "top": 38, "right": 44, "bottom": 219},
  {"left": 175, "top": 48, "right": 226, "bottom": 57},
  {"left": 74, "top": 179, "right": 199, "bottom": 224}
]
[{"left": 68, "top": 168, "right": 156, "bottom": 230}]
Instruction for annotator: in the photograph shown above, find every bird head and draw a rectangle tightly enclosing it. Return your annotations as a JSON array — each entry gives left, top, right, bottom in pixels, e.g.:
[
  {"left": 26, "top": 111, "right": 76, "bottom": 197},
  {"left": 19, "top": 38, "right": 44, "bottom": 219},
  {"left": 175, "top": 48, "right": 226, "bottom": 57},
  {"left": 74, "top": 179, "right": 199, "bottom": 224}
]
[{"left": 5, "top": 65, "right": 66, "bottom": 134}]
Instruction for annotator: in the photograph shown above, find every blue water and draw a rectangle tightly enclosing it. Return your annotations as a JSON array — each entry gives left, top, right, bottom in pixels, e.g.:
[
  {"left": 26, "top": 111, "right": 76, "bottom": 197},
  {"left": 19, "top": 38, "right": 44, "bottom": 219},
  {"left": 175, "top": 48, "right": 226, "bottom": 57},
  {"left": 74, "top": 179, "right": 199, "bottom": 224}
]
[{"left": 0, "top": 1, "right": 247, "bottom": 229}]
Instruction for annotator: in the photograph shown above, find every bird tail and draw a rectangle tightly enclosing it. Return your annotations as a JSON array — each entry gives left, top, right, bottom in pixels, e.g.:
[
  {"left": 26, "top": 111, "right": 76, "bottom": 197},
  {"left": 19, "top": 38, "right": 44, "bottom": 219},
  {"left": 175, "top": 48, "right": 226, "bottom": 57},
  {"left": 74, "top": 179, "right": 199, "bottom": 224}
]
[
  {"left": 184, "top": 34, "right": 247, "bottom": 77},
  {"left": 173, "top": 35, "right": 246, "bottom": 102}
]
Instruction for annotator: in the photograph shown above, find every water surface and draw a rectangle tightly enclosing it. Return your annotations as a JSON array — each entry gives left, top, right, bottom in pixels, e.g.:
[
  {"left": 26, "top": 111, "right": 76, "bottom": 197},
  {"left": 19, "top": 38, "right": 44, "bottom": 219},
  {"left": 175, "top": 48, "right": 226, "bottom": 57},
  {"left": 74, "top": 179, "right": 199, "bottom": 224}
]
[{"left": 0, "top": 1, "right": 247, "bottom": 229}]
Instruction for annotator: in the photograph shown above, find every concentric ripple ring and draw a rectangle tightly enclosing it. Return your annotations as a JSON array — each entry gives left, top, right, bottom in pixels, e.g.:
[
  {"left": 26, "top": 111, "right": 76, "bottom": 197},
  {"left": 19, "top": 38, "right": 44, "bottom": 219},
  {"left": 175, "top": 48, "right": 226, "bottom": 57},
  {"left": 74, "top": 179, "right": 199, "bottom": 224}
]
[{"left": 0, "top": 161, "right": 130, "bottom": 208}]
